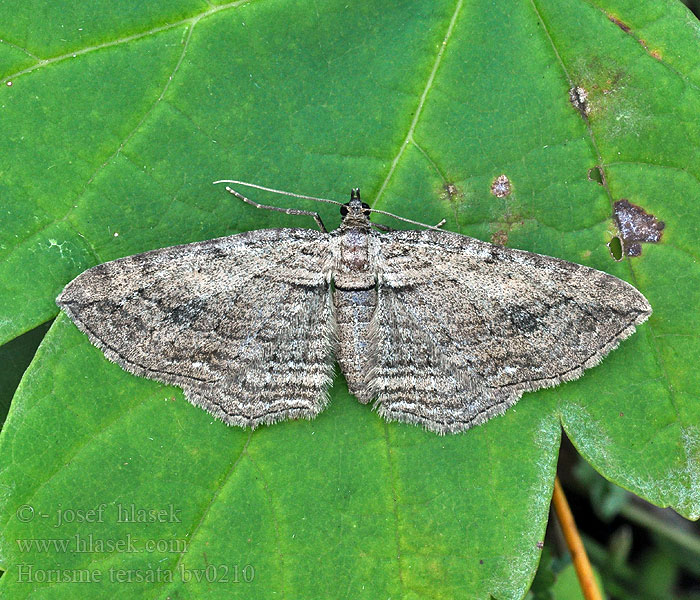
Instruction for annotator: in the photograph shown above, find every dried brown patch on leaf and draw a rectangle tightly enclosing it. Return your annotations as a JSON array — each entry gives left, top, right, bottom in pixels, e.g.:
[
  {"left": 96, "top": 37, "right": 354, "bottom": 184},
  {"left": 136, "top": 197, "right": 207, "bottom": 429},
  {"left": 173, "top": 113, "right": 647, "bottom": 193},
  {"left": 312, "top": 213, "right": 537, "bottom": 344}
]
[
  {"left": 490, "top": 230, "right": 508, "bottom": 246},
  {"left": 613, "top": 199, "right": 665, "bottom": 257},
  {"left": 605, "top": 13, "right": 663, "bottom": 60},
  {"left": 569, "top": 57, "right": 636, "bottom": 130},
  {"left": 490, "top": 174, "right": 512, "bottom": 198},
  {"left": 572, "top": 56, "right": 627, "bottom": 96},
  {"left": 569, "top": 86, "right": 589, "bottom": 118},
  {"left": 490, "top": 210, "right": 524, "bottom": 247},
  {"left": 441, "top": 182, "right": 462, "bottom": 202},
  {"left": 607, "top": 14, "right": 631, "bottom": 33},
  {"left": 636, "top": 37, "right": 662, "bottom": 59}
]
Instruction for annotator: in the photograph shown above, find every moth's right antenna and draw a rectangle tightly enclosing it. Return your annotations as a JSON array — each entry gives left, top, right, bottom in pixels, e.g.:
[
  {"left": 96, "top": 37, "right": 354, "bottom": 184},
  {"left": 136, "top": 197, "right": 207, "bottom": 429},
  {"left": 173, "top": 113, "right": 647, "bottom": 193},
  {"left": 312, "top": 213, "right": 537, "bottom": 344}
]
[{"left": 368, "top": 208, "right": 447, "bottom": 231}]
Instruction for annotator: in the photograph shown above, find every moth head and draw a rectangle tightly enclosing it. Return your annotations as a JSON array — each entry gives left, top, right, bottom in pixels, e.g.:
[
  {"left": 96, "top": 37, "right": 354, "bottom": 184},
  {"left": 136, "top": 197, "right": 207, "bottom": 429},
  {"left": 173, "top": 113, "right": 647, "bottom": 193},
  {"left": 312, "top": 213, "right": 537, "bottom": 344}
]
[{"left": 340, "top": 188, "right": 371, "bottom": 222}]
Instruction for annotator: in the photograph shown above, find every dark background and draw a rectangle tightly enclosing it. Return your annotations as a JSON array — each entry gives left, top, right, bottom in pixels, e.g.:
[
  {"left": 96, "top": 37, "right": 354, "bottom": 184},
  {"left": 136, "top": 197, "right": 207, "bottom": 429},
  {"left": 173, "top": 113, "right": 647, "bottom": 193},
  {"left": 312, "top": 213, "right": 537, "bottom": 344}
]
[{"left": 683, "top": 0, "right": 700, "bottom": 15}]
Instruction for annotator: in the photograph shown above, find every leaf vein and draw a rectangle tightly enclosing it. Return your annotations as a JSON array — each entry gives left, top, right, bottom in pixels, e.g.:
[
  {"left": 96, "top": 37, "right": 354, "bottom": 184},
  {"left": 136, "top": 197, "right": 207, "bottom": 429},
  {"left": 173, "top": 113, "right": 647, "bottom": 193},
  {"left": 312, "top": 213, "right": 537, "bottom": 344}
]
[
  {"left": 0, "top": 0, "right": 252, "bottom": 85},
  {"left": 374, "top": 0, "right": 464, "bottom": 207},
  {"left": 529, "top": 0, "right": 685, "bottom": 447},
  {"left": 161, "top": 432, "right": 253, "bottom": 594}
]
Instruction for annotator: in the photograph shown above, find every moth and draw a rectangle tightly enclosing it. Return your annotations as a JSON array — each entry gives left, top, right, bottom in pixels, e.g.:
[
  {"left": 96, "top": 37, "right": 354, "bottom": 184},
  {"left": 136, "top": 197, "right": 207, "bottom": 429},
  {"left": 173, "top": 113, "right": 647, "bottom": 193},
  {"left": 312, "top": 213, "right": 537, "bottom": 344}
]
[{"left": 57, "top": 181, "right": 651, "bottom": 434}]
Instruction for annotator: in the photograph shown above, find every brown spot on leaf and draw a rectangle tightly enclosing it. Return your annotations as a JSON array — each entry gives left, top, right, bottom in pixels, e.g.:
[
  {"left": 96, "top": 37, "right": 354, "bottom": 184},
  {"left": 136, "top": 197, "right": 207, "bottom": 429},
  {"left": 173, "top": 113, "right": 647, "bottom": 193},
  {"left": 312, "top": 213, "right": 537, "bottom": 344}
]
[
  {"left": 569, "top": 86, "right": 589, "bottom": 117},
  {"left": 490, "top": 211, "right": 523, "bottom": 248},
  {"left": 441, "top": 182, "right": 461, "bottom": 201},
  {"left": 490, "top": 174, "right": 511, "bottom": 198},
  {"left": 608, "top": 15, "right": 631, "bottom": 33},
  {"left": 613, "top": 199, "right": 664, "bottom": 257},
  {"left": 491, "top": 230, "right": 508, "bottom": 246},
  {"left": 604, "top": 13, "right": 664, "bottom": 62},
  {"left": 536, "top": 541, "right": 544, "bottom": 549}
]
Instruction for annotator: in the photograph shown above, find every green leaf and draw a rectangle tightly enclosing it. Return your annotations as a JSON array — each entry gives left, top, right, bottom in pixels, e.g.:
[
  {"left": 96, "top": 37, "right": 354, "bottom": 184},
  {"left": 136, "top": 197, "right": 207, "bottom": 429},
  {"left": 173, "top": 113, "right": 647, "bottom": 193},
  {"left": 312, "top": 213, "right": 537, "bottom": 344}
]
[
  {"left": 551, "top": 563, "right": 604, "bottom": 600},
  {"left": 1, "top": 0, "right": 699, "bottom": 598},
  {"left": 527, "top": 547, "right": 556, "bottom": 600}
]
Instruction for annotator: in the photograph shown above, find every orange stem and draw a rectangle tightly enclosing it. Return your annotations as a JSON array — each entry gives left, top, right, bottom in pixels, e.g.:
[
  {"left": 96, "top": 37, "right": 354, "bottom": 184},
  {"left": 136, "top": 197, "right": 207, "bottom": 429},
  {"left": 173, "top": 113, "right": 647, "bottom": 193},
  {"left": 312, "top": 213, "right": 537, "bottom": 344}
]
[{"left": 551, "top": 476, "right": 603, "bottom": 600}]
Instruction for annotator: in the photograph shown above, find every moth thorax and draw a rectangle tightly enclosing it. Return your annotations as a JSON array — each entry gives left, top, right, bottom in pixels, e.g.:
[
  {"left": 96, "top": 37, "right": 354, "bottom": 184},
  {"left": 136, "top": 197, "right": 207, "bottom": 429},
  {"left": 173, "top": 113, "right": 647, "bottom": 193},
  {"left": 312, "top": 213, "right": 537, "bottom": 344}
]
[{"left": 335, "top": 228, "right": 375, "bottom": 288}]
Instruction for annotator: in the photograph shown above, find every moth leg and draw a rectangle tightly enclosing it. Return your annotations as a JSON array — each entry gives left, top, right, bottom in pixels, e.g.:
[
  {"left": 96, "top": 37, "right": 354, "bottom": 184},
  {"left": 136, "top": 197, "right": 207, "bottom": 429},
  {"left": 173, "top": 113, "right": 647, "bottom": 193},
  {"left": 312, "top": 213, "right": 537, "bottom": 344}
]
[{"left": 223, "top": 185, "right": 328, "bottom": 232}]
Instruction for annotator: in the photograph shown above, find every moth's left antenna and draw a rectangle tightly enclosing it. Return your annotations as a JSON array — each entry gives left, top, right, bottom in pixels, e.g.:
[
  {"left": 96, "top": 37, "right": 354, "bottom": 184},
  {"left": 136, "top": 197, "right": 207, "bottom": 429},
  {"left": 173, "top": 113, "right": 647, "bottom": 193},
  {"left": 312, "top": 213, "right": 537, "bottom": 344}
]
[
  {"left": 213, "top": 179, "right": 337, "bottom": 232},
  {"left": 213, "top": 180, "right": 343, "bottom": 206}
]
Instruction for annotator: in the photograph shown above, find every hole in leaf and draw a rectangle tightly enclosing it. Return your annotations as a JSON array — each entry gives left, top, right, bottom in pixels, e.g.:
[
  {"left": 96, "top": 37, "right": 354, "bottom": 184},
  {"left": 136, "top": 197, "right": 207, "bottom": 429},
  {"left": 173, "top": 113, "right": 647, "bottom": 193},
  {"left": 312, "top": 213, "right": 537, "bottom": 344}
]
[
  {"left": 587, "top": 166, "right": 604, "bottom": 185},
  {"left": 608, "top": 236, "right": 623, "bottom": 261}
]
